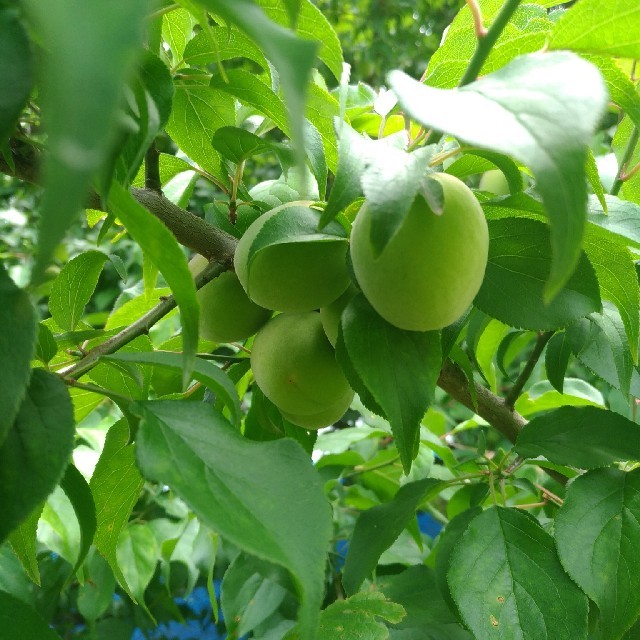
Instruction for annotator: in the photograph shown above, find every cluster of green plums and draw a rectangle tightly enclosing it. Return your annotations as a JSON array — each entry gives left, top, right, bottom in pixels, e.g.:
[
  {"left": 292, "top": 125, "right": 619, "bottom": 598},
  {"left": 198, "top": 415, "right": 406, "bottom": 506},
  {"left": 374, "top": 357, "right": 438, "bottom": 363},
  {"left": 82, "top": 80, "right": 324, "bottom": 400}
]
[{"left": 191, "top": 172, "right": 490, "bottom": 429}]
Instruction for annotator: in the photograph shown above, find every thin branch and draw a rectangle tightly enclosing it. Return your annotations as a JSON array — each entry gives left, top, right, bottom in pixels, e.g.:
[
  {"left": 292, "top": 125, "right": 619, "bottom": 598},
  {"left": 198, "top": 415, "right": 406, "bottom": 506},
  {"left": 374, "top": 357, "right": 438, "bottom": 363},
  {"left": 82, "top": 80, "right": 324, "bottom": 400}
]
[
  {"left": 611, "top": 125, "right": 640, "bottom": 196},
  {"left": 59, "top": 260, "right": 227, "bottom": 380},
  {"left": 144, "top": 143, "right": 162, "bottom": 194},
  {"left": 505, "top": 331, "right": 554, "bottom": 408}
]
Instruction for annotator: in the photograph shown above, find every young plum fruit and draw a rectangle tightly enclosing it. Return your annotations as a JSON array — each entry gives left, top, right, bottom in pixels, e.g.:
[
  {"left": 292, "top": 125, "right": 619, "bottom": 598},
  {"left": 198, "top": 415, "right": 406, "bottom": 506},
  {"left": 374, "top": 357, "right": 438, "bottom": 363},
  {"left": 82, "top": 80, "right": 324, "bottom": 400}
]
[
  {"left": 250, "top": 312, "right": 354, "bottom": 429},
  {"left": 350, "top": 173, "right": 488, "bottom": 332},
  {"left": 235, "top": 205, "right": 350, "bottom": 312},
  {"left": 478, "top": 169, "right": 509, "bottom": 196},
  {"left": 189, "top": 255, "right": 271, "bottom": 343}
]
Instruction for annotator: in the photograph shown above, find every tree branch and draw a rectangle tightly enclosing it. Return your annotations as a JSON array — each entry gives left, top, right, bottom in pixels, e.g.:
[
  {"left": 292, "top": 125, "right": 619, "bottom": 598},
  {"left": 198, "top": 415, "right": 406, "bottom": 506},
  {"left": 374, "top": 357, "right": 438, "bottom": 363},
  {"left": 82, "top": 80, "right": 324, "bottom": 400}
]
[
  {"left": 58, "top": 260, "right": 227, "bottom": 380},
  {"left": 505, "top": 331, "right": 553, "bottom": 408}
]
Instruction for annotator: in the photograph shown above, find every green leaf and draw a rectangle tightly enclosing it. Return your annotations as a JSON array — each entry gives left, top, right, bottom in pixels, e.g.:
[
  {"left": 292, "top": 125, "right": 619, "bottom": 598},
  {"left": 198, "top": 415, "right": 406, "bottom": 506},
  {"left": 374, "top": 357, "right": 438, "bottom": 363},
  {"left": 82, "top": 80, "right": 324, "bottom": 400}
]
[
  {"left": 448, "top": 506, "right": 588, "bottom": 640},
  {"left": 0, "top": 264, "right": 37, "bottom": 446},
  {"left": 35, "top": 323, "right": 58, "bottom": 365},
  {"left": 0, "top": 591, "right": 62, "bottom": 639},
  {"left": 59, "top": 464, "right": 96, "bottom": 583},
  {"left": 316, "top": 592, "right": 405, "bottom": 640},
  {"left": 582, "top": 55, "right": 640, "bottom": 131},
  {"left": 49, "top": 251, "right": 108, "bottom": 331},
  {"left": 165, "top": 84, "right": 234, "bottom": 185},
  {"left": 210, "top": 69, "right": 289, "bottom": 134},
  {"left": 545, "top": 331, "right": 571, "bottom": 393},
  {"left": 336, "top": 295, "right": 442, "bottom": 473},
  {"left": 343, "top": 478, "right": 442, "bottom": 595},
  {"left": 221, "top": 553, "right": 288, "bottom": 638},
  {"left": 305, "top": 83, "right": 340, "bottom": 172},
  {"left": 389, "top": 52, "right": 608, "bottom": 300},
  {"left": 183, "top": 24, "right": 269, "bottom": 71},
  {"left": 108, "top": 183, "right": 199, "bottom": 389},
  {"left": 378, "top": 566, "right": 473, "bottom": 638},
  {"left": 475, "top": 217, "right": 601, "bottom": 330},
  {"left": 448, "top": 151, "right": 524, "bottom": 194},
  {"left": 514, "top": 378, "right": 604, "bottom": 417},
  {"left": 588, "top": 195, "right": 640, "bottom": 249},
  {"left": 107, "top": 351, "right": 241, "bottom": 429},
  {"left": 162, "top": 7, "right": 196, "bottom": 63},
  {"left": 425, "top": 1, "right": 551, "bottom": 89},
  {"left": 77, "top": 552, "right": 116, "bottom": 622},
  {"left": 8, "top": 504, "right": 44, "bottom": 586},
  {"left": 116, "top": 523, "right": 159, "bottom": 609},
  {"left": 555, "top": 468, "right": 640, "bottom": 640},
  {"left": 26, "top": 0, "right": 149, "bottom": 281},
  {"left": 434, "top": 507, "right": 482, "bottom": 618},
  {"left": 212, "top": 126, "right": 275, "bottom": 165},
  {"left": 516, "top": 406, "right": 640, "bottom": 468},
  {"left": 567, "top": 312, "right": 640, "bottom": 397},
  {"left": 136, "top": 400, "right": 332, "bottom": 639},
  {"left": 0, "top": 370, "right": 74, "bottom": 544},
  {"left": 0, "top": 8, "right": 34, "bottom": 144},
  {"left": 193, "top": 0, "right": 318, "bottom": 160},
  {"left": 583, "top": 229, "right": 639, "bottom": 360},
  {"left": 90, "top": 419, "right": 144, "bottom": 602},
  {"left": 255, "top": 0, "right": 342, "bottom": 80},
  {"left": 550, "top": 0, "right": 640, "bottom": 59}
]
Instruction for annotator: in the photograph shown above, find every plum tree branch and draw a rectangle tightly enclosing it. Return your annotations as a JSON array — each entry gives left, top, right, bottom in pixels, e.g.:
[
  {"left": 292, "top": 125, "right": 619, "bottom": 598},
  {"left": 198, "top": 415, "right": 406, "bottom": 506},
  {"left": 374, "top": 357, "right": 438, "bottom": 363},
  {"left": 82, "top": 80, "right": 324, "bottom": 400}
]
[
  {"left": 505, "top": 331, "right": 554, "bottom": 408},
  {"left": 1, "top": 137, "right": 533, "bottom": 456},
  {"left": 58, "top": 260, "right": 227, "bottom": 381}
]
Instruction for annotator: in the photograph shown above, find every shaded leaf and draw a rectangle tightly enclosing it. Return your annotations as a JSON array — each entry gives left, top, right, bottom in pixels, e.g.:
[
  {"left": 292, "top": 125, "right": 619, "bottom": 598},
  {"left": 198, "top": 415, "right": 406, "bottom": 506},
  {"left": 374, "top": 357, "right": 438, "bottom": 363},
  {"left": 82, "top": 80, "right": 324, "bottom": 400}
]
[
  {"left": 26, "top": 0, "right": 148, "bottom": 280},
  {"left": 390, "top": 52, "right": 607, "bottom": 299},
  {"left": 336, "top": 295, "right": 442, "bottom": 473},
  {"left": 544, "top": 332, "right": 571, "bottom": 393},
  {"left": 0, "top": 264, "right": 37, "bottom": 446},
  {"left": 0, "top": 591, "right": 62, "bottom": 639},
  {"left": 343, "top": 478, "right": 442, "bottom": 595},
  {"left": 556, "top": 468, "right": 640, "bottom": 640},
  {"left": 475, "top": 217, "right": 601, "bottom": 330},
  {"left": 108, "top": 184, "right": 199, "bottom": 389},
  {"left": 0, "top": 370, "right": 74, "bottom": 543},
  {"left": 116, "top": 523, "right": 159, "bottom": 609},
  {"left": 449, "top": 506, "right": 588, "bottom": 640},
  {"left": 136, "top": 400, "right": 332, "bottom": 639},
  {"left": 516, "top": 406, "right": 640, "bottom": 468},
  {"left": 0, "top": 8, "right": 34, "bottom": 144},
  {"left": 8, "top": 504, "right": 44, "bottom": 586}
]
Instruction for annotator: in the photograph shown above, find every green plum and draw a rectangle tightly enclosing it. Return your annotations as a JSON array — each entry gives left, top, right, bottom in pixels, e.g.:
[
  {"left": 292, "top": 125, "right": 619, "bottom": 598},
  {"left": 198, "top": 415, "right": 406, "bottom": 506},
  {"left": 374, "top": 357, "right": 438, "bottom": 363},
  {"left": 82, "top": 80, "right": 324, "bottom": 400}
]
[
  {"left": 189, "top": 255, "right": 271, "bottom": 343},
  {"left": 250, "top": 312, "right": 354, "bottom": 428},
  {"left": 350, "top": 173, "right": 488, "bottom": 332},
  {"left": 478, "top": 169, "right": 510, "bottom": 196},
  {"left": 234, "top": 205, "right": 350, "bottom": 312}
]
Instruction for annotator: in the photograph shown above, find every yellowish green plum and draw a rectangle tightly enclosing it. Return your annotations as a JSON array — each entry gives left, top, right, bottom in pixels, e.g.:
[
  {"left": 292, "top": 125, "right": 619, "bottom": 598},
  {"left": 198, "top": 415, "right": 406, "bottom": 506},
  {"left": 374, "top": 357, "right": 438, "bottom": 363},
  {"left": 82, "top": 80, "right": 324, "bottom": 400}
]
[
  {"left": 189, "top": 255, "right": 271, "bottom": 343},
  {"left": 250, "top": 312, "right": 354, "bottom": 428},
  {"left": 235, "top": 205, "right": 350, "bottom": 312},
  {"left": 350, "top": 173, "right": 488, "bottom": 332},
  {"left": 478, "top": 169, "right": 509, "bottom": 196}
]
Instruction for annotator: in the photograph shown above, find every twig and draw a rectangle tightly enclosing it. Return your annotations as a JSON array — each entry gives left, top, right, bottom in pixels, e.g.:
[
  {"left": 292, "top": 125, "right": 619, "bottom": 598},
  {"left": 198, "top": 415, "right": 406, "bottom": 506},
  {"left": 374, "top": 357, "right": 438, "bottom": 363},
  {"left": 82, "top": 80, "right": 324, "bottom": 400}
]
[
  {"left": 465, "top": 0, "right": 487, "bottom": 38},
  {"left": 505, "top": 331, "right": 554, "bottom": 408},
  {"left": 59, "top": 261, "right": 228, "bottom": 380},
  {"left": 611, "top": 126, "right": 640, "bottom": 196},
  {"left": 144, "top": 143, "right": 162, "bottom": 194}
]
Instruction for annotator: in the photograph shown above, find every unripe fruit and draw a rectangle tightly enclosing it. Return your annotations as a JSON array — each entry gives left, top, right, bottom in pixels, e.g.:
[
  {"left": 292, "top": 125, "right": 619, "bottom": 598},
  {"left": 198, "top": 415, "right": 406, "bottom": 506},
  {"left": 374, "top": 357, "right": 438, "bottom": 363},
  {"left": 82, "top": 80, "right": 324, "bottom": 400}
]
[
  {"left": 189, "top": 256, "right": 271, "bottom": 343},
  {"left": 250, "top": 312, "right": 354, "bottom": 429},
  {"left": 350, "top": 173, "right": 488, "bottom": 332},
  {"left": 478, "top": 169, "right": 509, "bottom": 196},
  {"left": 235, "top": 205, "right": 350, "bottom": 312}
]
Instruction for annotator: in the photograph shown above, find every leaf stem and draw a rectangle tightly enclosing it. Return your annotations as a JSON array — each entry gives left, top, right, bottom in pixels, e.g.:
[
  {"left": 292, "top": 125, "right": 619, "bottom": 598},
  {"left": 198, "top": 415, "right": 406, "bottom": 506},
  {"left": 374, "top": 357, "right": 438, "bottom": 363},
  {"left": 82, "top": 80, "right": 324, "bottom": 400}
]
[
  {"left": 342, "top": 454, "right": 401, "bottom": 479},
  {"left": 59, "top": 261, "right": 228, "bottom": 381},
  {"left": 505, "top": 331, "right": 554, "bottom": 408},
  {"left": 611, "top": 125, "right": 640, "bottom": 196},
  {"left": 465, "top": 0, "right": 488, "bottom": 38}
]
